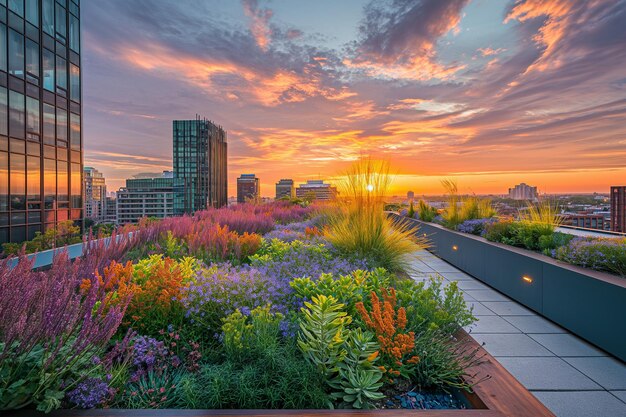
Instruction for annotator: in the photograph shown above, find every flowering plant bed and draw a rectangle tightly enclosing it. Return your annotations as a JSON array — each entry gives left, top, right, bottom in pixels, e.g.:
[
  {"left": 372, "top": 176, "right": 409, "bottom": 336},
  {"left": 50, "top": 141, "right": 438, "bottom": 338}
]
[{"left": 396, "top": 216, "right": 626, "bottom": 362}]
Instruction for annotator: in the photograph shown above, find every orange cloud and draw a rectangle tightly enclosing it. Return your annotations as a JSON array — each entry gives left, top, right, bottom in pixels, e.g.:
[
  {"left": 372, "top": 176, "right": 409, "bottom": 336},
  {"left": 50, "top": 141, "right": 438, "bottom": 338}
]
[
  {"left": 478, "top": 47, "right": 505, "bottom": 56},
  {"left": 242, "top": 0, "right": 273, "bottom": 51}
]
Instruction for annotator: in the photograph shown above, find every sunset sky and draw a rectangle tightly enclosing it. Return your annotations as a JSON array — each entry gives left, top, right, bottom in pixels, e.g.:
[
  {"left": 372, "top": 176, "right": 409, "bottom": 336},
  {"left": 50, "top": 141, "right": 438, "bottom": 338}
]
[{"left": 82, "top": 0, "right": 626, "bottom": 196}]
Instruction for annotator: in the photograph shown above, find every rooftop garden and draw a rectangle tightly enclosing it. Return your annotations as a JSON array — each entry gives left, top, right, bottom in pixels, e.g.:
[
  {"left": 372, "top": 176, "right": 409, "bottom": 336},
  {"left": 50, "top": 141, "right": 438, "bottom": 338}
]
[
  {"left": 401, "top": 181, "right": 626, "bottom": 278},
  {"left": 0, "top": 161, "right": 479, "bottom": 412}
]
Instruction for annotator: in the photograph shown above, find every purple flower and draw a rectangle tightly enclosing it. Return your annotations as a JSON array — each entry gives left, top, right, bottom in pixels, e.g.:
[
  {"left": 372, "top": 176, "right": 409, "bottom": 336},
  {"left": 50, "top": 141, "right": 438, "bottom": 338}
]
[{"left": 66, "top": 377, "right": 109, "bottom": 409}]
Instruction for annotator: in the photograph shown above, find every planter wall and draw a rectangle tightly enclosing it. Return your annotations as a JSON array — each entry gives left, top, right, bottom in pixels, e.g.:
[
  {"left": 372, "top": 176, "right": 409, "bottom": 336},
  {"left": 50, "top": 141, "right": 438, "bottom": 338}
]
[{"left": 396, "top": 215, "right": 626, "bottom": 362}]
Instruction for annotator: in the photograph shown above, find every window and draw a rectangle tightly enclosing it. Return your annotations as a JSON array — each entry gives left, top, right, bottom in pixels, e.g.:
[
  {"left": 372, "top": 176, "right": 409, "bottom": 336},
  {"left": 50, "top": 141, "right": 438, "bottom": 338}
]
[
  {"left": 69, "top": 14, "right": 79, "bottom": 53},
  {"left": 10, "top": 152, "right": 25, "bottom": 210},
  {"left": 25, "top": 0, "right": 38, "bottom": 26},
  {"left": 25, "top": 39, "right": 39, "bottom": 84},
  {"left": 43, "top": 0, "right": 55, "bottom": 36},
  {"left": 43, "top": 49, "right": 55, "bottom": 91},
  {"left": 26, "top": 97, "right": 40, "bottom": 140},
  {"left": 70, "top": 112, "right": 79, "bottom": 150},
  {"left": 0, "top": 24, "right": 6, "bottom": 73},
  {"left": 43, "top": 103, "right": 55, "bottom": 145},
  {"left": 57, "top": 160, "right": 68, "bottom": 201},
  {"left": 27, "top": 155, "right": 40, "bottom": 201},
  {"left": 56, "top": 108, "right": 67, "bottom": 145},
  {"left": 0, "top": 88, "right": 7, "bottom": 136},
  {"left": 8, "top": 0, "right": 24, "bottom": 17},
  {"left": 71, "top": 162, "right": 80, "bottom": 208},
  {"left": 0, "top": 152, "right": 7, "bottom": 211},
  {"left": 70, "top": 64, "right": 79, "bottom": 102},
  {"left": 56, "top": 55, "right": 66, "bottom": 91},
  {"left": 9, "top": 91, "right": 25, "bottom": 139},
  {"left": 43, "top": 158, "right": 55, "bottom": 208},
  {"left": 55, "top": 3, "right": 66, "bottom": 43},
  {"left": 8, "top": 30, "right": 24, "bottom": 79}
]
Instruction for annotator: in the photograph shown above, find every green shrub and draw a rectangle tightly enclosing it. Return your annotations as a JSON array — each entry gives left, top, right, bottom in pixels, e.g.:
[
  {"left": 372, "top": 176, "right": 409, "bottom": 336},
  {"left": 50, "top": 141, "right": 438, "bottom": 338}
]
[
  {"left": 417, "top": 200, "right": 438, "bottom": 222},
  {"left": 407, "top": 201, "right": 415, "bottom": 218},
  {"left": 290, "top": 268, "right": 393, "bottom": 317},
  {"left": 221, "top": 306, "right": 283, "bottom": 361},
  {"left": 440, "top": 180, "right": 495, "bottom": 229},
  {"left": 297, "top": 295, "right": 384, "bottom": 409},
  {"left": 393, "top": 276, "right": 475, "bottom": 334},
  {"left": 116, "top": 369, "right": 185, "bottom": 409},
  {"left": 554, "top": 237, "right": 626, "bottom": 277}
]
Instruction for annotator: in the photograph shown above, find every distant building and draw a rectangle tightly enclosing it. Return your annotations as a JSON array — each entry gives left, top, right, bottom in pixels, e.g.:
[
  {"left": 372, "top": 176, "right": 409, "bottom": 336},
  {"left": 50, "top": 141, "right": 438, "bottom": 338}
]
[
  {"left": 116, "top": 172, "right": 174, "bottom": 225},
  {"left": 275, "top": 179, "right": 295, "bottom": 200},
  {"left": 508, "top": 183, "right": 538, "bottom": 200},
  {"left": 407, "top": 191, "right": 415, "bottom": 201},
  {"left": 105, "top": 196, "right": 117, "bottom": 224},
  {"left": 84, "top": 167, "right": 107, "bottom": 223},
  {"left": 561, "top": 213, "right": 606, "bottom": 231},
  {"left": 610, "top": 186, "right": 626, "bottom": 232},
  {"left": 296, "top": 180, "right": 337, "bottom": 201},
  {"left": 173, "top": 117, "right": 228, "bottom": 215},
  {"left": 237, "top": 174, "right": 260, "bottom": 203}
]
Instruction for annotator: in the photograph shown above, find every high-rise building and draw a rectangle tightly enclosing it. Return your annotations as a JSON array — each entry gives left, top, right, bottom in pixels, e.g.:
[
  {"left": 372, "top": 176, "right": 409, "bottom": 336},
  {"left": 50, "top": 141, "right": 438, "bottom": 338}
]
[
  {"left": 84, "top": 166, "right": 106, "bottom": 222},
  {"left": 407, "top": 190, "right": 415, "bottom": 201},
  {"left": 508, "top": 183, "right": 538, "bottom": 200},
  {"left": 275, "top": 178, "right": 294, "bottom": 200},
  {"left": 173, "top": 116, "right": 227, "bottom": 215},
  {"left": 296, "top": 180, "right": 337, "bottom": 201},
  {"left": 104, "top": 195, "right": 116, "bottom": 224},
  {"left": 610, "top": 186, "right": 626, "bottom": 233},
  {"left": 237, "top": 174, "right": 259, "bottom": 203},
  {"left": 0, "top": 0, "right": 82, "bottom": 244},
  {"left": 116, "top": 172, "right": 174, "bottom": 225}
]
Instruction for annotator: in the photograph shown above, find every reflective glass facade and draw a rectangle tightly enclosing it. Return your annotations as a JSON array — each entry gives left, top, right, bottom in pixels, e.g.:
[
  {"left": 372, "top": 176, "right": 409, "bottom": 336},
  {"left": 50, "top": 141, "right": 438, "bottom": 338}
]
[
  {"left": 173, "top": 117, "right": 227, "bottom": 214},
  {"left": 0, "top": 0, "right": 82, "bottom": 244}
]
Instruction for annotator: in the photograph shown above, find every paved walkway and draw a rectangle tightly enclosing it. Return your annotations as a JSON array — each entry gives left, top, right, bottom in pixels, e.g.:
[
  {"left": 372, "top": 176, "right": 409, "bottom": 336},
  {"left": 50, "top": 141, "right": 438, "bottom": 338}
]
[{"left": 409, "top": 250, "right": 626, "bottom": 417}]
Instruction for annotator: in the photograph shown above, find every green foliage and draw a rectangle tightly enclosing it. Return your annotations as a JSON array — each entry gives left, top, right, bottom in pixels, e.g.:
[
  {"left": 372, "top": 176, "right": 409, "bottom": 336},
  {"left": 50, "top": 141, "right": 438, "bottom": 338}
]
[
  {"left": 483, "top": 221, "right": 571, "bottom": 254},
  {"left": 116, "top": 369, "right": 185, "bottom": 409},
  {"left": 290, "top": 268, "right": 392, "bottom": 317},
  {"left": 221, "top": 306, "right": 284, "bottom": 361},
  {"left": 2, "top": 220, "right": 81, "bottom": 256},
  {"left": 297, "top": 295, "right": 383, "bottom": 409},
  {"left": 393, "top": 275, "right": 475, "bottom": 334},
  {"left": 411, "top": 330, "right": 483, "bottom": 391},
  {"left": 407, "top": 201, "right": 415, "bottom": 218},
  {"left": 178, "top": 342, "right": 329, "bottom": 409},
  {"left": 417, "top": 200, "right": 438, "bottom": 222},
  {"left": 250, "top": 238, "right": 330, "bottom": 264}
]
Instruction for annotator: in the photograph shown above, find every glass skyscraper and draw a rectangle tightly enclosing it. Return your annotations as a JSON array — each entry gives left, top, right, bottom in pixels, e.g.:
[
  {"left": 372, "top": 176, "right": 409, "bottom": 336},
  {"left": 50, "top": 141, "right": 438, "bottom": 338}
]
[
  {"left": 173, "top": 116, "right": 227, "bottom": 214},
  {"left": 0, "top": 0, "right": 82, "bottom": 244}
]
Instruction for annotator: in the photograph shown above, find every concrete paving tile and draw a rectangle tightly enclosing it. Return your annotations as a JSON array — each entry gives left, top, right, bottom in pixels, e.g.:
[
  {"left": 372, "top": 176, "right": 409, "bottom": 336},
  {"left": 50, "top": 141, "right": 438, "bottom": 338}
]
[
  {"left": 471, "top": 333, "right": 554, "bottom": 357},
  {"left": 496, "top": 357, "right": 602, "bottom": 390},
  {"left": 482, "top": 301, "right": 535, "bottom": 316},
  {"left": 462, "top": 291, "right": 476, "bottom": 302},
  {"left": 464, "top": 289, "right": 511, "bottom": 302},
  {"left": 467, "top": 302, "right": 496, "bottom": 316},
  {"left": 532, "top": 391, "right": 626, "bottom": 417},
  {"left": 503, "top": 315, "right": 567, "bottom": 334},
  {"left": 529, "top": 334, "right": 608, "bottom": 357},
  {"left": 438, "top": 271, "right": 476, "bottom": 281},
  {"left": 465, "top": 315, "right": 521, "bottom": 334},
  {"left": 612, "top": 391, "right": 626, "bottom": 404},
  {"left": 455, "top": 280, "right": 491, "bottom": 290},
  {"left": 564, "top": 357, "right": 626, "bottom": 390}
]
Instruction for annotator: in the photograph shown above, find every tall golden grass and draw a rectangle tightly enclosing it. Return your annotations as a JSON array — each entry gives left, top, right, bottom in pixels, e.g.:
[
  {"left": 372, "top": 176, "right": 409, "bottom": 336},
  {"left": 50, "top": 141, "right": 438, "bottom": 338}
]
[
  {"left": 324, "top": 159, "right": 426, "bottom": 273},
  {"left": 520, "top": 200, "right": 562, "bottom": 233},
  {"left": 441, "top": 179, "right": 495, "bottom": 228}
]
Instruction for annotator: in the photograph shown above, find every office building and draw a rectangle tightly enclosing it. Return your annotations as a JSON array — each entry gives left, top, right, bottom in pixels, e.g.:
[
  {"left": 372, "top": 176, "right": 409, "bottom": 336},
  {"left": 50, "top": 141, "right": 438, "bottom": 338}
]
[
  {"left": 407, "top": 190, "right": 415, "bottom": 201},
  {"left": 104, "top": 195, "right": 116, "bottom": 224},
  {"left": 296, "top": 180, "right": 337, "bottom": 201},
  {"left": 508, "top": 183, "right": 538, "bottom": 200},
  {"left": 275, "top": 178, "right": 294, "bottom": 200},
  {"left": 610, "top": 186, "right": 626, "bottom": 233},
  {"left": 116, "top": 172, "right": 174, "bottom": 224},
  {"left": 84, "top": 166, "right": 106, "bottom": 222},
  {"left": 173, "top": 116, "right": 227, "bottom": 215},
  {"left": 562, "top": 213, "right": 606, "bottom": 231},
  {"left": 237, "top": 174, "right": 259, "bottom": 203},
  {"left": 0, "top": 0, "right": 82, "bottom": 244}
]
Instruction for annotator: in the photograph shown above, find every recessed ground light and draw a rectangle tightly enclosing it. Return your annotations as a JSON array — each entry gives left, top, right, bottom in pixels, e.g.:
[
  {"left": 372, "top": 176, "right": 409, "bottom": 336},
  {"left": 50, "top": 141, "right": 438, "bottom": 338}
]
[
  {"left": 452, "top": 245, "right": 458, "bottom": 251},
  {"left": 522, "top": 276, "right": 533, "bottom": 283}
]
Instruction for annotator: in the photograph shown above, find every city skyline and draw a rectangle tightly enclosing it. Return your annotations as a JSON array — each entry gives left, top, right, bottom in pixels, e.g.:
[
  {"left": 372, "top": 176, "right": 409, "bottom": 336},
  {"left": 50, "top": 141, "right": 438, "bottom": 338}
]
[{"left": 82, "top": 1, "right": 626, "bottom": 195}]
